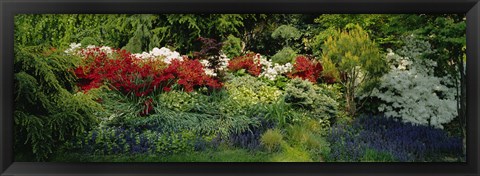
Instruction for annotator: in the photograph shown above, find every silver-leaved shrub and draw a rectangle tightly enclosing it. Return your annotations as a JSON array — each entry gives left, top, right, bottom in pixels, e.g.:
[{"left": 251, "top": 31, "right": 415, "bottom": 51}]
[{"left": 369, "top": 37, "right": 457, "bottom": 129}]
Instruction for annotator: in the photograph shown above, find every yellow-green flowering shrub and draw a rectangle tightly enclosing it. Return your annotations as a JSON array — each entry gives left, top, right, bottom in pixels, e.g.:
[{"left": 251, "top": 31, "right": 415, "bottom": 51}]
[
  {"left": 225, "top": 75, "right": 282, "bottom": 108},
  {"left": 157, "top": 90, "right": 197, "bottom": 112}
]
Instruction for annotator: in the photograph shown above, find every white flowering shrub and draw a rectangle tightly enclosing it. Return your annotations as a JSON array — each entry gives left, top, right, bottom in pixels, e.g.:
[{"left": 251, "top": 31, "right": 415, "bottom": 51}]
[
  {"left": 132, "top": 47, "right": 184, "bottom": 64},
  {"left": 199, "top": 53, "right": 230, "bottom": 77},
  {"left": 64, "top": 43, "right": 82, "bottom": 55},
  {"left": 256, "top": 54, "right": 293, "bottom": 81},
  {"left": 370, "top": 39, "right": 457, "bottom": 129},
  {"left": 65, "top": 43, "right": 114, "bottom": 57}
]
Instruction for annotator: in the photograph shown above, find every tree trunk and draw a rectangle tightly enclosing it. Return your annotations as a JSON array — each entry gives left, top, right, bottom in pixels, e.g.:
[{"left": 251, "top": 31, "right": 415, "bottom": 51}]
[
  {"left": 454, "top": 54, "right": 466, "bottom": 157},
  {"left": 345, "top": 84, "right": 356, "bottom": 117}
]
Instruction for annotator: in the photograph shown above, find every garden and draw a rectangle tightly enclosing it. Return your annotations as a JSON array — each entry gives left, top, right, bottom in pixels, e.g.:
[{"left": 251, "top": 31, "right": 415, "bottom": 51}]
[{"left": 13, "top": 14, "right": 466, "bottom": 162}]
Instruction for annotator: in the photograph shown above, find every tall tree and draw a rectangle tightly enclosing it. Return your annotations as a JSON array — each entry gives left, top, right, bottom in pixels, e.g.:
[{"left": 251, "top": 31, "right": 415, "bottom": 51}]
[
  {"left": 418, "top": 14, "right": 466, "bottom": 153},
  {"left": 321, "top": 25, "right": 388, "bottom": 116}
]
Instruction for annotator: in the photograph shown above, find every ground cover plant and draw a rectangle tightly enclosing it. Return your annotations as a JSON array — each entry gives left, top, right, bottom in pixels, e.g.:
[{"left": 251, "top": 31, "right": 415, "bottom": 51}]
[{"left": 14, "top": 14, "right": 466, "bottom": 162}]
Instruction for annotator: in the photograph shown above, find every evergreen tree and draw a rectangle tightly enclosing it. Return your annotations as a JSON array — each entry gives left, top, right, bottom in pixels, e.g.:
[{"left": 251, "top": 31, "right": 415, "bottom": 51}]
[
  {"left": 321, "top": 25, "right": 388, "bottom": 116},
  {"left": 14, "top": 45, "right": 101, "bottom": 161}
]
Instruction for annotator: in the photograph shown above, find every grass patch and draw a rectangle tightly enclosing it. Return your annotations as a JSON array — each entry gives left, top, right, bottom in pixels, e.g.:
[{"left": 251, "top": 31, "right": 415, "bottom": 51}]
[{"left": 51, "top": 148, "right": 272, "bottom": 162}]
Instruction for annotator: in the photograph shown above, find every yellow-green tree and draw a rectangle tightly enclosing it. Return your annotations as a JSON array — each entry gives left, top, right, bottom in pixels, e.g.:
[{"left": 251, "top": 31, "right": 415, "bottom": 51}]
[{"left": 321, "top": 25, "right": 388, "bottom": 116}]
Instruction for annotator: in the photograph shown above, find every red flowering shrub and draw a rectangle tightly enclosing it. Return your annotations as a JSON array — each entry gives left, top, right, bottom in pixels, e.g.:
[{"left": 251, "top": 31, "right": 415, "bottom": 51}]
[
  {"left": 227, "top": 53, "right": 261, "bottom": 76},
  {"left": 74, "top": 47, "right": 223, "bottom": 116},
  {"left": 74, "top": 47, "right": 222, "bottom": 96},
  {"left": 287, "top": 56, "right": 323, "bottom": 83},
  {"left": 161, "top": 59, "right": 223, "bottom": 92},
  {"left": 74, "top": 48, "right": 164, "bottom": 97}
]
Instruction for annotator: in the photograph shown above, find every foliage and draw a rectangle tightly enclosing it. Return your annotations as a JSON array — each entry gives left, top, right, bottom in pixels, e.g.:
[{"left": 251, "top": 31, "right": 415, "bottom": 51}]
[
  {"left": 327, "top": 115, "right": 463, "bottom": 162},
  {"left": 53, "top": 148, "right": 272, "bottom": 162},
  {"left": 222, "top": 34, "right": 244, "bottom": 59},
  {"left": 225, "top": 75, "right": 282, "bottom": 109},
  {"left": 270, "top": 47, "right": 297, "bottom": 65},
  {"left": 100, "top": 89, "right": 261, "bottom": 138},
  {"left": 271, "top": 25, "right": 302, "bottom": 47},
  {"left": 157, "top": 90, "right": 198, "bottom": 112},
  {"left": 14, "top": 46, "right": 101, "bottom": 161},
  {"left": 287, "top": 56, "right": 324, "bottom": 83},
  {"left": 284, "top": 78, "right": 339, "bottom": 120},
  {"left": 311, "top": 14, "right": 430, "bottom": 54},
  {"left": 361, "top": 148, "right": 396, "bottom": 162},
  {"left": 14, "top": 14, "right": 466, "bottom": 162},
  {"left": 15, "top": 14, "right": 110, "bottom": 47},
  {"left": 260, "top": 129, "right": 284, "bottom": 152},
  {"left": 417, "top": 15, "right": 466, "bottom": 148},
  {"left": 285, "top": 123, "right": 330, "bottom": 158},
  {"left": 192, "top": 37, "right": 226, "bottom": 78},
  {"left": 64, "top": 126, "right": 197, "bottom": 155},
  {"left": 369, "top": 39, "right": 457, "bottom": 129},
  {"left": 15, "top": 14, "right": 262, "bottom": 55},
  {"left": 269, "top": 143, "right": 313, "bottom": 162},
  {"left": 321, "top": 25, "right": 388, "bottom": 116},
  {"left": 262, "top": 99, "right": 297, "bottom": 127},
  {"left": 229, "top": 120, "right": 275, "bottom": 151},
  {"left": 162, "top": 14, "right": 252, "bottom": 54}
]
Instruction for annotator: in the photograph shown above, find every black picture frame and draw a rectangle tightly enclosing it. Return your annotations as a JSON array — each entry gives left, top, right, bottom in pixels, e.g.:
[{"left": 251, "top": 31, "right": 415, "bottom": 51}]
[{"left": 1, "top": 0, "right": 479, "bottom": 175}]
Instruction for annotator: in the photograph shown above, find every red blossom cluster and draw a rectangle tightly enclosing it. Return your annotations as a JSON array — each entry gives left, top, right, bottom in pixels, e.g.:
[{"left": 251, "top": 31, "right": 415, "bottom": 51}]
[
  {"left": 74, "top": 47, "right": 222, "bottom": 96},
  {"left": 74, "top": 48, "right": 165, "bottom": 97},
  {"left": 161, "top": 59, "right": 223, "bottom": 92},
  {"left": 287, "top": 56, "right": 324, "bottom": 83},
  {"left": 73, "top": 47, "right": 223, "bottom": 116},
  {"left": 227, "top": 53, "right": 262, "bottom": 76}
]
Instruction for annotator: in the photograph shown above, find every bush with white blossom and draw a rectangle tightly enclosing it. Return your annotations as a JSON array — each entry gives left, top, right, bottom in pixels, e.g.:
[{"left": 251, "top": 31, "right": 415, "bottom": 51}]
[
  {"left": 369, "top": 38, "right": 457, "bottom": 129},
  {"left": 132, "top": 47, "right": 184, "bottom": 64},
  {"left": 199, "top": 53, "right": 230, "bottom": 77},
  {"left": 257, "top": 54, "right": 293, "bottom": 81}
]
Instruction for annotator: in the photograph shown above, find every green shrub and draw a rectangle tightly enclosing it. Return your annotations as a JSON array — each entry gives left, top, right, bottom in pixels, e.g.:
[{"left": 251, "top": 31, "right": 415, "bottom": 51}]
[
  {"left": 64, "top": 127, "right": 196, "bottom": 156},
  {"left": 270, "top": 47, "right": 297, "bottom": 64},
  {"left": 263, "top": 99, "right": 295, "bottom": 127},
  {"left": 225, "top": 75, "right": 282, "bottom": 108},
  {"left": 260, "top": 129, "right": 284, "bottom": 152},
  {"left": 285, "top": 122, "right": 331, "bottom": 161},
  {"left": 80, "top": 37, "right": 99, "bottom": 46},
  {"left": 157, "top": 90, "right": 197, "bottom": 112},
  {"left": 304, "top": 135, "right": 331, "bottom": 161},
  {"left": 286, "top": 124, "right": 309, "bottom": 145},
  {"left": 94, "top": 89, "right": 148, "bottom": 127},
  {"left": 284, "top": 78, "right": 339, "bottom": 120},
  {"left": 260, "top": 75, "right": 290, "bottom": 90},
  {"left": 271, "top": 25, "right": 302, "bottom": 47},
  {"left": 227, "top": 85, "right": 259, "bottom": 108},
  {"left": 100, "top": 89, "right": 260, "bottom": 138},
  {"left": 303, "top": 118, "right": 329, "bottom": 136},
  {"left": 284, "top": 78, "right": 317, "bottom": 108},
  {"left": 270, "top": 143, "right": 312, "bottom": 162},
  {"left": 222, "top": 34, "right": 243, "bottom": 58},
  {"left": 14, "top": 46, "right": 101, "bottom": 161}
]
